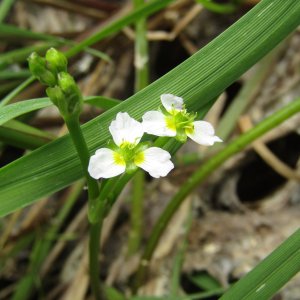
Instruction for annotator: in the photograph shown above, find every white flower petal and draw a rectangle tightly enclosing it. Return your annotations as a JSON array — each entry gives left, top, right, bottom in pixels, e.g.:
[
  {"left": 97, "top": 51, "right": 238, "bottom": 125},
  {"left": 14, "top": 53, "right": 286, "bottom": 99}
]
[
  {"left": 136, "top": 147, "right": 174, "bottom": 178},
  {"left": 161, "top": 94, "right": 184, "bottom": 113},
  {"left": 186, "top": 121, "right": 223, "bottom": 146},
  {"left": 109, "top": 112, "right": 144, "bottom": 146},
  {"left": 142, "top": 111, "right": 176, "bottom": 137},
  {"left": 88, "top": 148, "right": 125, "bottom": 179}
]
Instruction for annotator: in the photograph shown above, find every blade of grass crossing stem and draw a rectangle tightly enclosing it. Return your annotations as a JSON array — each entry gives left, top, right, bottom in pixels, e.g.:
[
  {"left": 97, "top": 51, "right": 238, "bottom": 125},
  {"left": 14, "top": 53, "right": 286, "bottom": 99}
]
[
  {"left": 220, "top": 228, "right": 300, "bottom": 300},
  {"left": 134, "top": 97, "right": 300, "bottom": 290},
  {"left": 0, "top": 0, "right": 300, "bottom": 217},
  {"left": 0, "top": 96, "right": 121, "bottom": 124},
  {"left": 127, "top": 0, "right": 150, "bottom": 256},
  {"left": 12, "top": 180, "right": 84, "bottom": 300}
]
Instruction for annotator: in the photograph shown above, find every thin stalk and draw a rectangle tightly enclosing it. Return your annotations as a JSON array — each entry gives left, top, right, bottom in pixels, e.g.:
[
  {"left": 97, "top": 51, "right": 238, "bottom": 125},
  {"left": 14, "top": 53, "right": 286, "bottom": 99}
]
[
  {"left": 134, "top": 97, "right": 300, "bottom": 290},
  {"left": 128, "top": 170, "right": 145, "bottom": 255},
  {"left": 170, "top": 204, "right": 193, "bottom": 296},
  {"left": 0, "top": 0, "right": 15, "bottom": 23},
  {"left": 128, "top": 0, "right": 149, "bottom": 256},
  {"left": 64, "top": 116, "right": 99, "bottom": 207},
  {"left": 89, "top": 222, "right": 102, "bottom": 300},
  {"left": 64, "top": 116, "right": 103, "bottom": 300}
]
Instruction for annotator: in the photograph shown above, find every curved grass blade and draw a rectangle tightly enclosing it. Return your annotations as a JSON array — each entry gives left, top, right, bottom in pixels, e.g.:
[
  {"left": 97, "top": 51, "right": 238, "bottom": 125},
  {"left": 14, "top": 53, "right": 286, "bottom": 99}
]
[
  {"left": 0, "top": 0, "right": 299, "bottom": 217},
  {"left": 0, "top": 96, "right": 121, "bottom": 125}
]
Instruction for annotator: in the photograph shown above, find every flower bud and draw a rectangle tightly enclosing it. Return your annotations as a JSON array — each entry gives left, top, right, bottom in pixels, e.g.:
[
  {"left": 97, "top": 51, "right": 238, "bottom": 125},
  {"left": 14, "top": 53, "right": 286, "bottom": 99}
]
[
  {"left": 57, "top": 72, "right": 83, "bottom": 117},
  {"left": 28, "top": 52, "right": 56, "bottom": 86},
  {"left": 45, "top": 48, "right": 68, "bottom": 75},
  {"left": 46, "top": 86, "right": 67, "bottom": 115}
]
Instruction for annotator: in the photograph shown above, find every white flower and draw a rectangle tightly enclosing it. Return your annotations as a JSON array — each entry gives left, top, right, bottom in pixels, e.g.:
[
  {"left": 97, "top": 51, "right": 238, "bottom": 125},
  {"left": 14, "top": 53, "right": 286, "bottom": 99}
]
[
  {"left": 135, "top": 147, "right": 174, "bottom": 178},
  {"left": 142, "top": 94, "right": 222, "bottom": 145},
  {"left": 109, "top": 112, "right": 143, "bottom": 146},
  {"left": 88, "top": 112, "right": 174, "bottom": 179},
  {"left": 186, "top": 121, "right": 223, "bottom": 146}
]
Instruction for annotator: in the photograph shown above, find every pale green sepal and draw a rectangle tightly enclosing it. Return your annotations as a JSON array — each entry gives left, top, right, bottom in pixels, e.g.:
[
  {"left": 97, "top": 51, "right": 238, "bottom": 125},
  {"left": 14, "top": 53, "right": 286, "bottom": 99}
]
[
  {"left": 57, "top": 72, "right": 83, "bottom": 117},
  {"left": 28, "top": 52, "right": 57, "bottom": 86},
  {"left": 45, "top": 48, "right": 68, "bottom": 74}
]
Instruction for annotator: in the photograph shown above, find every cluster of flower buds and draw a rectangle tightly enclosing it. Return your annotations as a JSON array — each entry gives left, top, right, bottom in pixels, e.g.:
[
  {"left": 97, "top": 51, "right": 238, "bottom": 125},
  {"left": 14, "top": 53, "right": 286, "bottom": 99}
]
[
  {"left": 28, "top": 48, "right": 82, "bottom": 119},
  {"left": 88, "top": 94, "right": 222, "bottom": 179}
]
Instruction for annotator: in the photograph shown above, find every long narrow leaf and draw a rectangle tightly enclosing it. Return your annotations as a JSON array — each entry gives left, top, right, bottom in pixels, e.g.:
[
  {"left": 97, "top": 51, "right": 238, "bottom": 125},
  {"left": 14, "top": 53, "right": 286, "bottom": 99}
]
[
  {"left": 0, "top": 0, "right": 299, "bottom": 217},
  {"left": 0, "top": 96, "right": 121, "bottom": 126},
  {"left": 220, "top": 229, "right": 300, "bottom": 300}
]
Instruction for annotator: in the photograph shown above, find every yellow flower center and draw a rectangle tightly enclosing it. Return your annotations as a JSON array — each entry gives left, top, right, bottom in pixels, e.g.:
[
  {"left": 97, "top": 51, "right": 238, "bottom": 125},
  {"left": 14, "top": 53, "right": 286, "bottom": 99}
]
[
  {"left": 165, "top": 116, "right": 176, "bottom": 132},
  {"left": 134, "top": 151, "right": 145, "bottom": 165},
  {"left": 185, "top": 124, "right": 194, "bottom": 135},
  {"left": 113, "top": 152, "right": 125, "bottom": 166}
]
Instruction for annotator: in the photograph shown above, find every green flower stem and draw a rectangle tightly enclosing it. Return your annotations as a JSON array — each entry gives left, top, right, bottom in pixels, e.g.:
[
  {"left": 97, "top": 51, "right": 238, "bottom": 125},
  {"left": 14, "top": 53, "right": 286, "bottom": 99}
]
[
  {"left": 89, "top": 222, "right": 103, "bottom": 300},
  {"left": 134, "top": 97, "right": 300, "bottom": 290},
  {"left": 90, "top": 177, "right": 121, "bottom": 223},
  {"left": 64, "top": 115, "right": 103, "bottom": 300},
  {"left": 106, "top": 173, "right": 134, "bottom": 212},
  {"left": 64, "top": 116, "right": 99, "bottom": 209},
  {"left": 128, "top": 170, "right": 145, "bottom": 255},
  {"left": 128, "top": 0, "right": 150, "bottom": 256}
]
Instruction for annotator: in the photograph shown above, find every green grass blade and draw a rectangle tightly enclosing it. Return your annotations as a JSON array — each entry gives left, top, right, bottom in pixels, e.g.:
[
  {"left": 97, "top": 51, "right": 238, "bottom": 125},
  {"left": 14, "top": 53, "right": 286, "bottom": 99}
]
[
  {"left": 0, "top": 23, "right": 64, "bottom": 41},
  {"left": 0, "top": 0, "right": 299, "bottom": 217},
  {"left": 0, "top": 0, "right": 15, "bottom": 23},
  {"left": 0, "top": 69, "right": 31, "bottom": 80},
  {"left": 0, "top": 120, "right": 55, "bottom": 149},
  {"left": 220, "top": 228, "right": 300, "bottom": 300},
  {"left": 0, "top": 96, "right": 121, "bottom": 125}
]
